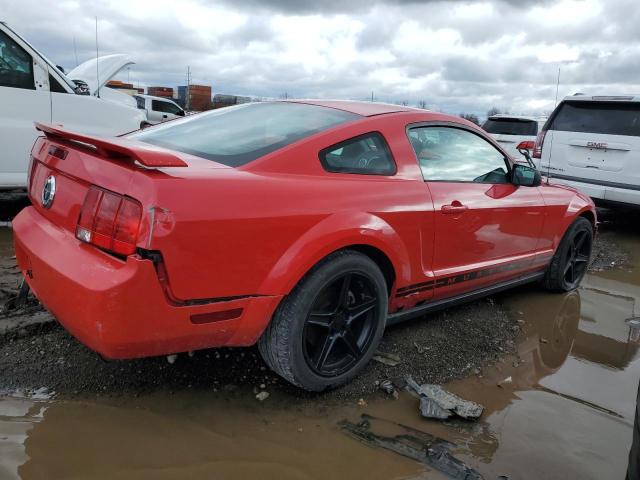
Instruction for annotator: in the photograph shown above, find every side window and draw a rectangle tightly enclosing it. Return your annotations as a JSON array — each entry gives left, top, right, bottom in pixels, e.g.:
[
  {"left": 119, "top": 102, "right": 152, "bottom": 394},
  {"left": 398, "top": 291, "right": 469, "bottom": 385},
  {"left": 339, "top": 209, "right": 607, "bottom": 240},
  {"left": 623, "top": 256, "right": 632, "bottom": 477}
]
[
  {"left": 319, "top": 132, "right": 396, "bottom": 175},
  {"left": 408, "top": 126, "right": 509, "bottom": 184},
  {"left": 49, "top": 73, "right": 67, "bottom": 93},
  {"left": 134, "top": 96, "right": 146, "bottom": 109},
  {"left": 152, "top": 99, "right": 183, "bottom": 115},
  {"left": 0, "top": 30, "right": 34, "bottom": 90}
]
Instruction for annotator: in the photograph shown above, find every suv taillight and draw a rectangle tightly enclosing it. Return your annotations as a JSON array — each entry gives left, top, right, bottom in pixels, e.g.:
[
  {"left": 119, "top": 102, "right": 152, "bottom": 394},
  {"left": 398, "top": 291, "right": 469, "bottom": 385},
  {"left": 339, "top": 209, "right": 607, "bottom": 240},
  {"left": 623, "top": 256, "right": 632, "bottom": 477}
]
[
  {"left": 76, "top": 186, "right": 142, "bottom": 256},
  {"left": 532, "top": 130, "right": 547, "bottom": 159}
]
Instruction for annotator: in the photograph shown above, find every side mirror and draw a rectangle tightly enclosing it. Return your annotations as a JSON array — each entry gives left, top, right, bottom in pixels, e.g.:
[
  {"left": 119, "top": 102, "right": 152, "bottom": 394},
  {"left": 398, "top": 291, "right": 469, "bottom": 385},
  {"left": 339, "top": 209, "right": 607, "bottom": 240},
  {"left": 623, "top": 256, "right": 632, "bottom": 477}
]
[
  {"left": 177, "top": 110, "right": 186, "bottom": 116},
  {"left": 512, "top": 163, "right": 542, "bottom": 187}
]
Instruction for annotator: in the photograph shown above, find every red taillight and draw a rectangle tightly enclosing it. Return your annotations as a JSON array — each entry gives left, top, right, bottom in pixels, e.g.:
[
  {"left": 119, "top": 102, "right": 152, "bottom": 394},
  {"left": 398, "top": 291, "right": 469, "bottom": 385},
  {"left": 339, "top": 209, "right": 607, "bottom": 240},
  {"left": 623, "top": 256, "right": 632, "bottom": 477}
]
[
  {"left": 532, "top": 131, "right": 547, "bottom": 159},
  {"left": 76, "top": 186, "right": 142, "bottom": 256},
  {"left": 516, "top": 140, "right": 535, "bottom": 151}
]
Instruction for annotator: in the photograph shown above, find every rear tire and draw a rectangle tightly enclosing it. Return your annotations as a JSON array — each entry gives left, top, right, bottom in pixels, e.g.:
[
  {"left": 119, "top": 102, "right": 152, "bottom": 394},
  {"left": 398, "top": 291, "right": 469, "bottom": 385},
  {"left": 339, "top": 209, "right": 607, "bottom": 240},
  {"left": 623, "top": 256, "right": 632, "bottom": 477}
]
[
  {"left": 543, "top": 217, "right": 593, "bottom": 292},
  {"left": 258, "top": 250, "right": 388, "bottom": 391}
]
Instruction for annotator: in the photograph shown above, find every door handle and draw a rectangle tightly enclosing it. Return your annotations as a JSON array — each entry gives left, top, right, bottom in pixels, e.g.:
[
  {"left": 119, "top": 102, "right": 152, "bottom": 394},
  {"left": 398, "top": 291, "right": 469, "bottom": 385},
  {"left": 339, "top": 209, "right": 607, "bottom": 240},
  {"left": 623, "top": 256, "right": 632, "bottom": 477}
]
[{"left": 441, "top": 201, "right": 468, "bottom": 214}]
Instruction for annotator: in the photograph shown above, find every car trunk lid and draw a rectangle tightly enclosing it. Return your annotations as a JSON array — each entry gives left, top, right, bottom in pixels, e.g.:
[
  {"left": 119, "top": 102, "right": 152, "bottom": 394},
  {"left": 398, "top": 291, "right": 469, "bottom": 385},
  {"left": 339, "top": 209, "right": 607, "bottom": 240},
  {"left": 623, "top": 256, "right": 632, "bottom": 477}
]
[{"left": 27, "top": 123, "right": 216, "bottom": 248}]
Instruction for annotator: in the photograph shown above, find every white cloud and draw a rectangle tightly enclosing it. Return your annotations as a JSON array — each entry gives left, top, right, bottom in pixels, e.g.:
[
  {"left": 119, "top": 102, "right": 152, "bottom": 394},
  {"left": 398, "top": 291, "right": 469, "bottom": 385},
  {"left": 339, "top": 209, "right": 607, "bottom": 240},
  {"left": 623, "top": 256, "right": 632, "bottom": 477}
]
[{"left": 3, "top": 0, "right": 639, "bottom": 117}]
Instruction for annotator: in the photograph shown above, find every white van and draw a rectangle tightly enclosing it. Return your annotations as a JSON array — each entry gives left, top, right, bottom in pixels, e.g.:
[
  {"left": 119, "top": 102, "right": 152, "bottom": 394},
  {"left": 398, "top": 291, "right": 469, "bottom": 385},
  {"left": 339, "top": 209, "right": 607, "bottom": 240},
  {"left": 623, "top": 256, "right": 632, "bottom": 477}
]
[
  {"left": 134, "top": 94, "right": 185, "bottom": 124},
  {"left": 0, "top": 22, "right": 146, "bottom": 189},
  {"left": 482, "top": 114, "right": 547, "bottom": 165},
  {"left": 534, "top": 95, "right": 640, "bottom": 208}
]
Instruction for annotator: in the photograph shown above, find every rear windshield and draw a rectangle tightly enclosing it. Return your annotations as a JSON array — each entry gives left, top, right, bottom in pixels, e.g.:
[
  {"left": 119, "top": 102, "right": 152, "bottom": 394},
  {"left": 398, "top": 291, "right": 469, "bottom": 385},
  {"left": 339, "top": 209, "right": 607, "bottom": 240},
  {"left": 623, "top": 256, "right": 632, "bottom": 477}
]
[
  {"left": 130, "top": 102, "right": 361, "bottom": 167},
  {"left": 549, "top": 101, "right": 640, "bottom": 137},
  {"left": 482, "top": 118, "right": 538, "bottom": 136}
]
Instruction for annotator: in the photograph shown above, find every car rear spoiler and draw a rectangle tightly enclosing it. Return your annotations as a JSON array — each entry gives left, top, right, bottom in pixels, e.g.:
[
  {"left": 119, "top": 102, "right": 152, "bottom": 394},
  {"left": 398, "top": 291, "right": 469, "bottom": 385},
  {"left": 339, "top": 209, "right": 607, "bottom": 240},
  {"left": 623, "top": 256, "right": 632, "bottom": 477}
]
[{"left": 35, "top": 122, "right": 188, "bottom": 168}]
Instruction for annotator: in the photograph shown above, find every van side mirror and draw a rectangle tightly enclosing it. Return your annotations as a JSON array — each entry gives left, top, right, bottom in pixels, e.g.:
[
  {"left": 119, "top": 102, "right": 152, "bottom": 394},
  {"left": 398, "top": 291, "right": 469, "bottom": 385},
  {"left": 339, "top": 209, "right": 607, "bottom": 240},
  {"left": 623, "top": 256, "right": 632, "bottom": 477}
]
[{"left": 512, "top": 163, "right": 542, "bottom": 187}]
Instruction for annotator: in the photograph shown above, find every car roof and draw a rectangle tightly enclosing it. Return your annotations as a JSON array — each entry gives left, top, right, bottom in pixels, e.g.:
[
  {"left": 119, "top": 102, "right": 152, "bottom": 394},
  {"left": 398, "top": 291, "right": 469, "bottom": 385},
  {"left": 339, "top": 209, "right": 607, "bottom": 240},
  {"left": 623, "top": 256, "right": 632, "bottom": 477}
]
[
  {"left": 136, "top": 94, "right": 180, "bottom": 103},
  {"left": 562, "top": 94, "right": 640, "bottom": 103},
  {"left": 284, "top": 99, "right": 421, "bottom": 117},
  {"left": 488, "top": 114, "right": 547, "bottom": 122}
]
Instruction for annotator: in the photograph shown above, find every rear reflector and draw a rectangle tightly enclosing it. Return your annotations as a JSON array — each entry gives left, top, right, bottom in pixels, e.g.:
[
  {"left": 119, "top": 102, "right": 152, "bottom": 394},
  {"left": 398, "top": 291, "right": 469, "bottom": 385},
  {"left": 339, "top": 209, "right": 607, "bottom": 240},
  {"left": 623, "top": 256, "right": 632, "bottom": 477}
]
[
  {"left": 190, "top": 308, "right": 243, "bottom": 324},
  {"left": 76, "top": 186, "right": 142, "bottom": 256}
]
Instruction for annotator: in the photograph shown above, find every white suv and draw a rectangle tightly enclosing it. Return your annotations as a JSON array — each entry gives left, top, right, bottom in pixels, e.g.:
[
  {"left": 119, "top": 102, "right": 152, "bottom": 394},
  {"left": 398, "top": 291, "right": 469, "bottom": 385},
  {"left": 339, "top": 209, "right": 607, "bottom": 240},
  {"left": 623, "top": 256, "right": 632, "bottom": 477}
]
[
  {"left": 534, "top": 95, "right": 640, "bottom": 208},
  {"left": 134, "top": 94, "right": 185, "bottom": 124},
  {"left": 0, "top": 22, "right": 146, "bottom": 189},
  {"left": 482, "top": 114, "right": 547, "bottom": 165}
]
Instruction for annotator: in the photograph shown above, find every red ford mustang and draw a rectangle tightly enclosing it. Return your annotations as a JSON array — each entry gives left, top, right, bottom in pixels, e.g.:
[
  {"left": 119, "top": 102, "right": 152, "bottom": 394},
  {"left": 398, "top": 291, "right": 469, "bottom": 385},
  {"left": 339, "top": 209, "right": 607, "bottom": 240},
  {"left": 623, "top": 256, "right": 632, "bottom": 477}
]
[{"left": 13, "top": 100, "right": 596, "bottom": 391}]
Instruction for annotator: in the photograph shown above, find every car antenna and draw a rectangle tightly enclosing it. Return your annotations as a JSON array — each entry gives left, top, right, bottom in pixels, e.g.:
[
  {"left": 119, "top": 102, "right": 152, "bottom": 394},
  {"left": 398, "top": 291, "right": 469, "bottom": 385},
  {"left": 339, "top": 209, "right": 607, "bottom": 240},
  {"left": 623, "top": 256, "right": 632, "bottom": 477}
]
[
  {"left": 546, "top": 67, "right": 561, "bottom": 185},
  {"left": 95, "top": 16, "right": 100, "bottom": 99}
]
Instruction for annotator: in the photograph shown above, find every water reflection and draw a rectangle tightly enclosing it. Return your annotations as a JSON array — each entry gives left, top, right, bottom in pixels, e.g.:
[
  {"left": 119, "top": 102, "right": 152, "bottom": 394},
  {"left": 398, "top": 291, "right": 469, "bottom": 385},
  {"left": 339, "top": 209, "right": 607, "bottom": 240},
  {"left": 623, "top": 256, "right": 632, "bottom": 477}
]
[{"left": 440, "top": 228, "right": 640, "bottom": 479}]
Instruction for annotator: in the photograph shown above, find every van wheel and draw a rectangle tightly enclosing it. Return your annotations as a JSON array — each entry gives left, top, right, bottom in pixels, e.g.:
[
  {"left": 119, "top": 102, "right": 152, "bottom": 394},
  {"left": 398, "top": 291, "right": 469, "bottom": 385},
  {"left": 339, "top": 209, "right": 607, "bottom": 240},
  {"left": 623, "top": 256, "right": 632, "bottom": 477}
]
[
  {"left": 258, "top": 250, "right": 388, "bottom": 391},
  {"left": 544, "top": 217, "right": 593, "bottom": 292}
]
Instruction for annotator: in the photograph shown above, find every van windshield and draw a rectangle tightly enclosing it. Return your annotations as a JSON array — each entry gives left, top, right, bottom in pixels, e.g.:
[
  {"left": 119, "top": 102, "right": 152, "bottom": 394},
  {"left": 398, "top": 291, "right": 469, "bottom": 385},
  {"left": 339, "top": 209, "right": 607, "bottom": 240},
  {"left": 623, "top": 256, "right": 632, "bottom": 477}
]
[
  {"left": 482, "top": 118, "right": 538, "bottom": 136},
  {"left": 550, "top": 101, "right": 640, "bottom": 137},
  {"left": 130, "top": 102, "right": 361, "bottom": 167}
]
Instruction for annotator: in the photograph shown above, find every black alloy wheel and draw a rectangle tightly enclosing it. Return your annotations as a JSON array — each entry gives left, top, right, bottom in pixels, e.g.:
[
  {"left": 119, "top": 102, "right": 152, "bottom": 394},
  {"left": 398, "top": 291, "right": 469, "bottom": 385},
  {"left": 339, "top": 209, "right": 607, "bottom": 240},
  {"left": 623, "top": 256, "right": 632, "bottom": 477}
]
[
  {"left": 562, "top": 229, "right": 591, "bottom": 289},
  {"left": 544, "top": 216, "right": 593, "bottom": 292},
  {"left": 302, "top": 272, "right": 379, "bottom": 377},
  {"left": 258, "top": 250, "right": 388, "bottom": 391}
]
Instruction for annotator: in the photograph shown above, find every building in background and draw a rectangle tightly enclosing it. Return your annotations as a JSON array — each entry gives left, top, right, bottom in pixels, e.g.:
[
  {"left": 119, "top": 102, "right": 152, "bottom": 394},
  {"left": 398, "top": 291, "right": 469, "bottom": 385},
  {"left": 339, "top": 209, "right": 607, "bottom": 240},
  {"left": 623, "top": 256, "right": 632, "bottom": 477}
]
[
  {"left": 147, "top": 86, "right": 174, "bottom": 99},
  {"left": 177, "top": 84, "right": 212, "bottom": 111},
  {"left": 212, "top": 94, "right": 252, "bottom": 109}
]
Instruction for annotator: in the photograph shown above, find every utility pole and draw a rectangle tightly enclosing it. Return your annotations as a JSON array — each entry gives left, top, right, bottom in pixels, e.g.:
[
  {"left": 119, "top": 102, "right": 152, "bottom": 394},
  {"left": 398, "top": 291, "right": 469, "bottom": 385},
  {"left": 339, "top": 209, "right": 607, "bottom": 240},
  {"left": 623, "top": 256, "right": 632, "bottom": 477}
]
[
  {"left": 371, "top": 91, "right": 374, "bottom": 102},
  {"left": 95, "top": 17, "right": 100, "bottom": 98},
  {"left": 73, "top": 37, "right": 79, "bottom": 67},
  {"left": 186, "top": 66, "right": 192, "bottom": 111},
  {"left": 554, "top": 66, "right": 561, "bottom": 107}
]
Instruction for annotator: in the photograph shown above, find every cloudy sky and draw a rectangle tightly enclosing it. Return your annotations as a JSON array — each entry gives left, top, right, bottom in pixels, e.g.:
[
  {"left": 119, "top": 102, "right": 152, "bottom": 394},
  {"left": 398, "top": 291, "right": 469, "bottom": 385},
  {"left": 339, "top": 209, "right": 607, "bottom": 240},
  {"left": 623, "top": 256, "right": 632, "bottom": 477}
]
[{"left": 4, "top": 0, "right": 640, "bottom": 116}]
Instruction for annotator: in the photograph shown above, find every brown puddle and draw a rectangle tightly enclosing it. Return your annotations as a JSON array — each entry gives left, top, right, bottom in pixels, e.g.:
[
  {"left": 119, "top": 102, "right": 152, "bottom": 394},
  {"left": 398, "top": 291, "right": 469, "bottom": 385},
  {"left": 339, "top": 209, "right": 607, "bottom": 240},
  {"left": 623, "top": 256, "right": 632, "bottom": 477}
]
[{"left": 1, "top": 223, "right": 638, "bottom": 479}]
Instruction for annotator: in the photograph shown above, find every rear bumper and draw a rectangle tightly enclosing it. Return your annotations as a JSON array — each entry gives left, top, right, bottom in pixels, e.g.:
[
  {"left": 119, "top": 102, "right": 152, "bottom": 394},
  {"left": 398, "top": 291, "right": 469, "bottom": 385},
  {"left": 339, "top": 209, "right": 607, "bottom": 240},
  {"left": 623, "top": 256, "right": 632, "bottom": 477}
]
[
  {"left": 12, "top": 206, "right": 282, "bottom": 359},
  {"left": 550, "top": 176, "right": 640, "bottom": 207}
]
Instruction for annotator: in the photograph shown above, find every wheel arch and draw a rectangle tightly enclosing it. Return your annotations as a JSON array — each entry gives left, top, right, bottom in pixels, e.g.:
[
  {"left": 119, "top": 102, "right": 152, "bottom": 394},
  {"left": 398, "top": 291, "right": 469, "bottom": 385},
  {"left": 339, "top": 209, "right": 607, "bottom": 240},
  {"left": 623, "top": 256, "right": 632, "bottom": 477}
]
[
  {"left": 256, "top": 212, "right": 411, "bottom": 298},
  {"left": 578, "top": 208, "right": 596, "bottom": 232}
]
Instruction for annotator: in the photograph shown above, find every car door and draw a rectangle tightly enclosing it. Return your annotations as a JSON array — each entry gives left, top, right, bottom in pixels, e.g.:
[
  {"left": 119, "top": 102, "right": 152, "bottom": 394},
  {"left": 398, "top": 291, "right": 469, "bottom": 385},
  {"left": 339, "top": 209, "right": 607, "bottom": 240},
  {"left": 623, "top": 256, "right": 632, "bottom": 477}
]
[
  {"left": 408, "top": 124, "right": 546, "bottom": 300},
  {"left": 0, "top": 27, "right": 51, "bottom": 188},
  {"left": 152, "top": 99, "right": 184, "bottom": 123}
]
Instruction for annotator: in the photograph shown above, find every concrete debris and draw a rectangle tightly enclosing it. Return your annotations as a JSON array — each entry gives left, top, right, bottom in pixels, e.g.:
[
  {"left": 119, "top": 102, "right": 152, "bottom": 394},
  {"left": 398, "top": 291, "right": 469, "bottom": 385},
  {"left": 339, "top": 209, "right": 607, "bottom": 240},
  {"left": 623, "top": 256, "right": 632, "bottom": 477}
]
[
  {"left": 414, "top": 342, "right": 428, "bottom": 354},
  {"left": 498, "top": 376, "right": 513, "bottom": 388},
  {"left": 255, "top": 391, "right": 269, "bottom": 401},
  {"left": 406, "top": 376, "right": 484, "bottom": 420},
  {"left": 372, "top": 351, "right": 401, "bottom": 367},
  {"left": 339, "top": 414, "right": 484, "bottom": 480},
  {"left": 379, "top": 379, "right": 399, "bottom": 399}
]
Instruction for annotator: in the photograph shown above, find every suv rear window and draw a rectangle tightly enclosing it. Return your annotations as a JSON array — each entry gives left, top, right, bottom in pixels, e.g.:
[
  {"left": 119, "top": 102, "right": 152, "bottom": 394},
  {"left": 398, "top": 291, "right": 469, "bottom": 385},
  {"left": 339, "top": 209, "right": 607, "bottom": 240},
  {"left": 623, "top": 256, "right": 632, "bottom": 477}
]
[
  {"left": 131, "top": 102, "right": 360, "bottom": 167},
  {"left": 549, "top": 101, "right": 640, "bottom": 137},
  {"left": 482, "top": 118, "right": 538, "bottom": 136}
]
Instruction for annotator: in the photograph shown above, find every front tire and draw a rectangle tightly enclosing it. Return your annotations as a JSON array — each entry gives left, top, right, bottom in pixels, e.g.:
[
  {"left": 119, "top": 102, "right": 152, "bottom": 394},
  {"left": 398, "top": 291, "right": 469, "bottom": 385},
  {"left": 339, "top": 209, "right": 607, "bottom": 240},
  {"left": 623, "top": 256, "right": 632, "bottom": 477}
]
[
  {"left": 544, "top": 217, "right": 593, "bottom": 292},
  {"left": 258, "top": 250, "right": 388, "bottom": 391}
]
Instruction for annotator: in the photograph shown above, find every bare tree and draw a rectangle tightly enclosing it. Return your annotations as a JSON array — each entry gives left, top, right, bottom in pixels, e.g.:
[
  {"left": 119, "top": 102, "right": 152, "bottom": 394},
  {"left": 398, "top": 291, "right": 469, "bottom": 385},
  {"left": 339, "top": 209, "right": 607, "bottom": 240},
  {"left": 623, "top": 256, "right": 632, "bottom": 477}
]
[
  {"left": 417, "top": 100, "right": 428, "bottom": 109},
  {"left": 460, "top": 113, "right": 480, "bottom": 125},
  {"left": 486, "top": 107, "right": 501, "bottom": 117}
]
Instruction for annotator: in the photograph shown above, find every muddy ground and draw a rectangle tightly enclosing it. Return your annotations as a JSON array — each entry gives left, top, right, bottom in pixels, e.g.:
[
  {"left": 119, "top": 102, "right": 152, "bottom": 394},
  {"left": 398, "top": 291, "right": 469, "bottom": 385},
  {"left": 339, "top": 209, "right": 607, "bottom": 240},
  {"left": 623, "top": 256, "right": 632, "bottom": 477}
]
[{"left": 0, "top": 207, "right": 632, "bottom": 404}]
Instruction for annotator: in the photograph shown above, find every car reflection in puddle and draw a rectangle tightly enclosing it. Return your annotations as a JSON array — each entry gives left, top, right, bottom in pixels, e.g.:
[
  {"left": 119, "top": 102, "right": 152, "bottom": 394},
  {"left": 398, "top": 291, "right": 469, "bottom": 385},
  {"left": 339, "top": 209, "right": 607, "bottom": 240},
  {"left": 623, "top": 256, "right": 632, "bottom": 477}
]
[{"left": 434, "top": 235, "right": 640, "bottom": 479}]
